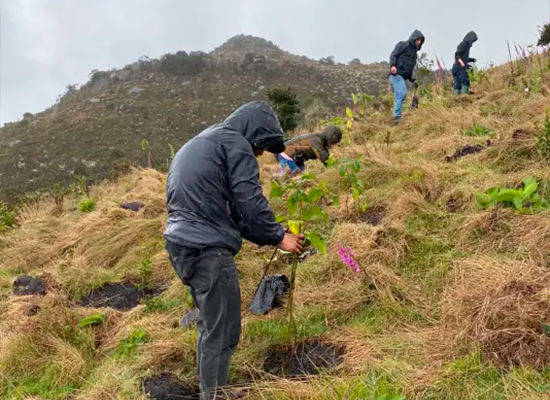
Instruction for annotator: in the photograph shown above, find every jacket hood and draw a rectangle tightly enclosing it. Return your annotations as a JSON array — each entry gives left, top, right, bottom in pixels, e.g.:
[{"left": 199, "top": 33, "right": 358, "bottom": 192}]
[
  {"left": 464, "top": 31, "right": 478, "bottom": 45},
  {"left": 223, "top": 101, "right": 285, "bottom": 153},
  {"left": 408, "top": 29, "right": 425, "bottom": 50},
  {"left": 322, "top": 125, "right": 343, "bottom": 146}
]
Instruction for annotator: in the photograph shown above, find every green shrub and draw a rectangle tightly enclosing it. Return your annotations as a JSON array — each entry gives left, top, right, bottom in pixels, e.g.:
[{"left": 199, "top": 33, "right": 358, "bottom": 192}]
[
  {"left": 476, "top": 177, "right": 549, "bottom": 212},
  {"left": 462, "top": 124, "right": 493, "bottom": 137},
  {"left": 264, "top": 86, "right": 300, "bottom": 134},
  {"left": 78, "top": 198, "right": 97, "bottom": 213},
  {"left": 0, "top": 201, "right": 16, "bottom": 231}
]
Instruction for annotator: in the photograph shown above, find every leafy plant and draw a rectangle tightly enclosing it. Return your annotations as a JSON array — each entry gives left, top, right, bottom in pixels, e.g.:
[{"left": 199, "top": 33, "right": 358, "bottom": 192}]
[
  {"left": 72, "top": 174, "right": 90, "bottom": 198},
  {"left": 114, "top": 328, "right": 149, "bottom": 357},
  {"left": 270, "top": 174, "right": 338, "bottom": 350},
  {"left": 462, "top": 124, "right": 493, "bottom": 137},
  {"left": 537, "top": 109, "right": 550, "bottom": 159},
  {"left": 0, "top": 201, "right": 16, "bottom": 232},
  {"left": 467, "top": 66, "right": 487, "bottom": 85},
  {"left": 137, "top": 257, "right": 154, "bottom": 290},
  {"left": 327, "top": 155, "right": 367, "bottom": 215},
  {"left": 264, "top": 86, "right": 300, "bottom": 134},
  {"left": 79, "top": 313, "right": 105, "bottom": 328},
  {"left": 476, "top": 177, "right": 549, "bottom": 212},
  {"left": 78, "top": 198, "right": 97, "bottom": 213},
  {"left": 49, "top": 183, "right": 70, "bottom": 212},
  {"left": 538, "top": 23, "right": 550, "bottom": 47}
]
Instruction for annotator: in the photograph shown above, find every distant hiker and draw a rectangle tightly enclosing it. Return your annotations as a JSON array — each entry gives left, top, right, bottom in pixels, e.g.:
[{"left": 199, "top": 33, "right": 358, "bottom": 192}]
[
  {"left": 164, "top": 101, "right": 304, "bottom": 400},
  {"left": 452, "top": 31, "right": 478, "bottom": 94},
  {"left": 388, "top": 29, "right": 426, "bottom": 124},
  {"left": 276, "top": 125, "right": 343, "bottom": 175}
]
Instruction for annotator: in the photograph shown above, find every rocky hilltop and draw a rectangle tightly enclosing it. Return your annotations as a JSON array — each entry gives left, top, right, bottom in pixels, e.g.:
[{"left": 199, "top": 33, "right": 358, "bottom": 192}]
[{"left": 0, "top": 35, "right": 389, "bottom": 203}]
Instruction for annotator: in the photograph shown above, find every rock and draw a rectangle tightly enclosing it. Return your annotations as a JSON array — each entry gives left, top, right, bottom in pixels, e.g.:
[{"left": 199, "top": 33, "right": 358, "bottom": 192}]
[
  {"left": 13, "top": 276, "right": 47, "bottom": 296},
  {"left": 181, "top": 81, "right": 191, "bottom": 87},
  {"left": 110, "top": 70, "right": 131, "bottom": 81},
  {"left": 7, "top": 140, "right": 21, "bottom": 148},
  {"left": 120, "top": 202, "right": 145, "bottom": 212},
  {"left": 89, "top": 99, "right": 100, "bottom": 104},
  {"left": 91, "top": 76, "right": 109, "bottom": 92},
  {"left": 128, "top": 87, "right": 144, "bottom": 95}
]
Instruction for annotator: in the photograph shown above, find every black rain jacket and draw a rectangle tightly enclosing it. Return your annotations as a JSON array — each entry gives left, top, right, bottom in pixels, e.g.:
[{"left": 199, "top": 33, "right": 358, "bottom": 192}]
[
  {"left": 389, "top": 29, "right": 425, "bottom": 82},
  {"left": 453, "top": 31, "right": 478, "bottom": 70},
  {"left": 164, "top": 101, "right": 285, "bottom": 255}
]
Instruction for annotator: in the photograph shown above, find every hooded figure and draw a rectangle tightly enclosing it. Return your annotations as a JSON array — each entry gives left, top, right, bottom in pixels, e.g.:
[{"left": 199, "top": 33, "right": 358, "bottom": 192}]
[
  {"left": 164, "top": 101, "right": 303, "bottom": 400},
  {"left": 276, "top": 125, "right": 343, "bottom": 175},
  {"left": 453, "top": 31, "right": 478, "bottom": 94},
  {"left": 388, "top": 29, "right": 426, "bottom": 124}
]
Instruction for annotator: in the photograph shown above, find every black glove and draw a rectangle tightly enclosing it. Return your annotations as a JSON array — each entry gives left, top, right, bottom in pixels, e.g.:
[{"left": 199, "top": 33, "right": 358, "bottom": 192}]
[
  {"left": 469, "top": 58, "right": 477, "bottom": 63},
  {"left": 410, "top": 77, "right": 416, "bottom": 83}
]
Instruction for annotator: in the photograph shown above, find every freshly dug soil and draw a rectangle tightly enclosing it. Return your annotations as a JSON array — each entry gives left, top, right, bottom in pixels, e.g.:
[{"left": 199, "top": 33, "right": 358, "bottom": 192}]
[
  {"left": 79, "top": 282, "right": 150, "bottom": 311},
  {"left": 143, "top": 372, "right": 199, "bottom": 400},
  {"left": 13, "top": 276, "right": 47, "bottom": 296},
  {"left": 263, "top": 340, "right": 344, "bottom": 377},
  {"left": 445, "top": 144, "right": 484, "bottom": 162}
]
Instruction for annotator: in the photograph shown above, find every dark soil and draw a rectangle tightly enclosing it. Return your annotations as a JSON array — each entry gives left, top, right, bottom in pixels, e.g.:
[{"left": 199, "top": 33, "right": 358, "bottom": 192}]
[
  {"left": 24, "top": 304, "right": 41, "bottom": 316},
  {"left": 263, "top": 340, "right": 344, "bottom": 377},
  {"left": 512, "top": 128, "right": 536, "bottom": 140},
  {"left": 447, "top": 197, "right": 462, "bottom": 213},
  {"left": 445, "top": 144, "right": 484, "bottom": 162},
  {"left": 78, "top": 282, "right": 160, "bottom": 311},
  {"left": 143, "top": 372, "right": 199, "bottom": 400},
  {"left": 120, "top": 202, "right": 145, "bottom": 212},
  {"left": 363, "top": 208, "right": 384, "bottom": 226},
  {"left": 13, "top": 276, "right": 47, "bottom": 296}
]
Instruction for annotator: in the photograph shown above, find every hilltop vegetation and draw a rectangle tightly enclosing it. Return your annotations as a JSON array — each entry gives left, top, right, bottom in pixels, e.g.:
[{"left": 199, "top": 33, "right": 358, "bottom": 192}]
[
  {"left": 3, "top": 44, "right": 550, "bottom": 399},
  {"left": 0, "top": 34, "right": 389, "bottom": 204}
]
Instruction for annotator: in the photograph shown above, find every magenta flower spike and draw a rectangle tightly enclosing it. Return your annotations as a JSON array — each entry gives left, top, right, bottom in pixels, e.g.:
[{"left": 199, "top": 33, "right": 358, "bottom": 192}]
[{"left": 337, "top": 243, "right": 361, "bottom": 273}]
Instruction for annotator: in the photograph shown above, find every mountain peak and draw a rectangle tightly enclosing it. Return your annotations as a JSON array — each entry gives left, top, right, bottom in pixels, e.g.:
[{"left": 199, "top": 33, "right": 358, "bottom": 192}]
[{"left": 212, "top": 34, "right": 286, "bottom": 57}]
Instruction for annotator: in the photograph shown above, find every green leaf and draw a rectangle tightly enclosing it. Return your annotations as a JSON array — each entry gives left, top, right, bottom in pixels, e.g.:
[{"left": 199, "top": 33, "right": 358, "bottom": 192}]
[
  {"left": 331, "top": 195, "right": 340, "bottom": 207},
  {"left": 288, "top": 220, "right": 303, "bottom": 235},
  {"left": 300, "top": 174, "right": 316, "bottom": 181},
  {"left": 346, "top": 107, "right": 354, "bottom": 119},
  {"left": 270, "top": 181, "right": 284, "bottom": 199},
  {"left": 303, "top": 206, "right": 327, "bottom": 221},
  {"left": 275, "top": 215, "right": 287, "bottom": 223},
  {"left": 287, "top": 194, "right": 299, "bottom": 216},
  {"left": 339, "top": 166, "right": 346, "bottom": 177},
  {"left": 352, "top": 187, "right": 361, "bottom": 200},
  {"left": 376, "top": 395, "right": 388, "bottom": 400},
  {"left": 513, "top": 196, "right": 524, "bottom": 210},
  {"left": 79, "top": 313, "right": 105, "bottom": 328},
  {"left": 306, "top": 232, "right": 327, "bottom": 254},
  {"left": 351, "top": 93, "right": 358, "bottom": 104},
  {"left": 307, "top": 188, "right": 324, "bottom": 203}
]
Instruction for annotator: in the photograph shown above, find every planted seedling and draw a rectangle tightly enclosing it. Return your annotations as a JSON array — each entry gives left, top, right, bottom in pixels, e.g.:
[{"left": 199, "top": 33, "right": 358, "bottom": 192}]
[
  {"left": 327, "top": 155, "right": 367, "bottom": 216},
  {"left": 270, "top": 174, "right": 338, "bottom": 352}
]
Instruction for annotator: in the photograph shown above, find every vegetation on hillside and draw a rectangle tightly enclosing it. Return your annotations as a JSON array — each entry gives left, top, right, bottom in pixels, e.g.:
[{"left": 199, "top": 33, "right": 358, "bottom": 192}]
[{"left": 2, "top": 46, "right": 550, "bottom": 400}]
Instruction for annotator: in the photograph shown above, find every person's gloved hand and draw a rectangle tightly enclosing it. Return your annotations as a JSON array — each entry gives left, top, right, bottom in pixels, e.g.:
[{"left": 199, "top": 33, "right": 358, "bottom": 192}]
[{"left": 469, "top": 58, "right": 477, "bottom": 63}]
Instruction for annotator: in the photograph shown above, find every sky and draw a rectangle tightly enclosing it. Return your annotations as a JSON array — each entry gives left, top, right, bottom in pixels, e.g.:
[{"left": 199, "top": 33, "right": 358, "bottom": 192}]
[{"left": 1, "top": 0, "right": 549, "bottom": 126}]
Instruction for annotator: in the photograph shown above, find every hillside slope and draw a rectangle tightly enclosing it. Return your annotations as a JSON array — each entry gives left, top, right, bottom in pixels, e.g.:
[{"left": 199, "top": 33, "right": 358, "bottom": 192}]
[
  {"left": 2, "top": 58, "right": 550, "bottom": 400},
  {"left": 0, "top": 35, "right": 389, "bottom": 204}
]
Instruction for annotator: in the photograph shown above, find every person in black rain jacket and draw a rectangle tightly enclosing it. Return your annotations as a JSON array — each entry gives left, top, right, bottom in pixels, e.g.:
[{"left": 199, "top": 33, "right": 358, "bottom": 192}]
[
  {"left": 388, "top": 29, "right": 426, "bottom": 124},
  {"left": 164, "top": 101, "right": 303, "bottom": 400},
  {"left": 452, "top": 31, "right": 478, "bottom": 94}
]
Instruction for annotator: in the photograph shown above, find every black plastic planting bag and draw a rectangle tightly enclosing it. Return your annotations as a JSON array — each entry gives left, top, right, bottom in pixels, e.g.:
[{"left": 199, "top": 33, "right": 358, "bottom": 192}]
[{"left": 249, "top": 275, "right": 290, "bottom": 315}]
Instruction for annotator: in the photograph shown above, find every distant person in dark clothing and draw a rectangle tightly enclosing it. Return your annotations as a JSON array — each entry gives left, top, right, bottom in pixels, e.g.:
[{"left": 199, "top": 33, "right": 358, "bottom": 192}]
[
  {"left": 164, "top": 101, "right": 304, "bottom": 400},
  {"left": 388, "top": 29, "right": 426, "bottom": 124},
  {"left": 277, "top": 125, "right": 343, "bottom": 175},
  {"left": 452, "top": 31, "right": 478, "bottom": 94}
]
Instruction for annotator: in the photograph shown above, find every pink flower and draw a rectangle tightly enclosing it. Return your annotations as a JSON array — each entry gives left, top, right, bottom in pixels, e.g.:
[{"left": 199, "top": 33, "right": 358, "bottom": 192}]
[{"left": 337, "top": 243, "right": 360, "bottom": 273}]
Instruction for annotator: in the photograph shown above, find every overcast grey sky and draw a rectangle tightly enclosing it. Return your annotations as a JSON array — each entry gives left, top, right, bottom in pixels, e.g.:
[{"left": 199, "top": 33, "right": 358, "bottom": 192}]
[{"left": 1, "top": 0, "right": 548, "bottom": 126}]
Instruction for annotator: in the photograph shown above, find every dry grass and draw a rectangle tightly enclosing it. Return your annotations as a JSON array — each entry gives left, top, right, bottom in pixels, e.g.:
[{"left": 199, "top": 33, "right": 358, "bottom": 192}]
[{"left": 3, "top": 59, "right": 550, "bottom": 399}]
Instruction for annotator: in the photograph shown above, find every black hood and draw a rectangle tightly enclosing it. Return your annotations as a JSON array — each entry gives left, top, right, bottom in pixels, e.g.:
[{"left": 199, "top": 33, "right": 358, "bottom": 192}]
[
  {"left": 464, "top": 31, "right": 478, "bottom": 45},
  {"left": 223, "top": 101, "right": 285, "bottom": 153},
  {"left": 408, "top": 29, "right": 425, "bottom": 50}
]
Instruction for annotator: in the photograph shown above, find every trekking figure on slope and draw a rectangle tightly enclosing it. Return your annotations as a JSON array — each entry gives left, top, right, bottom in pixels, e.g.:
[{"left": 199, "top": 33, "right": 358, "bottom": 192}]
[
  {"left": 452, "top": 31, "right": 478, "bottom": 95},
  {"left": 276, "top": 125, "right": 343, "bottom": 176},
  {"left": 164, "top": 101, "right": 304, "bottom": 400},
  {"left": 388, "top": 29, "right": 426, "bottom": 125}
]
